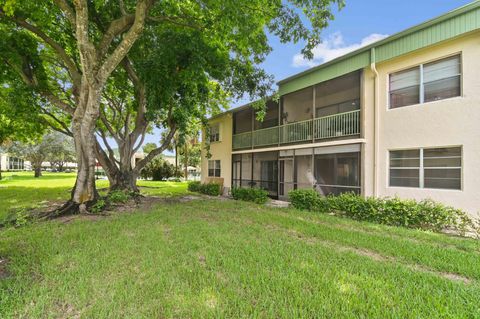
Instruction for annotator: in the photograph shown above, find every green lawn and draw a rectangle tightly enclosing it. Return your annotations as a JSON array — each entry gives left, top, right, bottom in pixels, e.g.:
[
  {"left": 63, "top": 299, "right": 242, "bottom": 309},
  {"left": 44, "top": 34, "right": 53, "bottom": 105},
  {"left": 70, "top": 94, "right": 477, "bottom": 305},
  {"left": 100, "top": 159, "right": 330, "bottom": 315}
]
[
  {"left": 1, "top": 173, "right": 479, "bottom": 318},
  {"left": 0, "top": 172, "right": 189, "bottom": 220}
]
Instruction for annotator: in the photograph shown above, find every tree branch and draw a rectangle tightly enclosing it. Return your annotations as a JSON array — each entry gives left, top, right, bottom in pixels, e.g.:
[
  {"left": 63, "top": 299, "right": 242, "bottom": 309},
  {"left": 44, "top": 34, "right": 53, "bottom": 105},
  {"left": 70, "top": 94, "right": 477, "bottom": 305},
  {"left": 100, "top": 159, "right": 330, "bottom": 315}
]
[
  {"left": 119, "top": 0, "right": 128, "bottom": 15},
  {"left": 41, "top": 109, "right": 73, "bottom": 136},
  {"left": 4, "top": 58, "right": 75, "bottom": 115},
  {"left": 96, "top": 130, "right": 120, "bottom": 165},
  {"left": 73, "top": 0, "right": 98, "bottom": 83},
  {"left": 99, "top": 105, "right": 121, "bottom": 144},
  {"left": 134, "top": 124, "right": 176, "bottom": 172},
  {"left": 98, "top": 14, "right": 136, "bottom": 59},
  {"left": 98, "top": 0, "right": 154, "bottom": 83},
  {"left": 122, "top": 57, "right": 147, "bottom": 146},
  {"left": 1, "top": 14, "right": 82, "bottom": 87},
  {"left": 54, "top": 0, "right": 76, "bottom": 25}
]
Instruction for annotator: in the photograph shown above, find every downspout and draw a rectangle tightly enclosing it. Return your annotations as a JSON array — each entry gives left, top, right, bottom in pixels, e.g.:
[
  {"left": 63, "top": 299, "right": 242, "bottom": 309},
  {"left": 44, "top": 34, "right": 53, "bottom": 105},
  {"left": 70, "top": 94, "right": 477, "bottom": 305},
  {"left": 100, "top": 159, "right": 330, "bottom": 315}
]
[{"left": 370, "top": 48, "right": 379, "bottom": 197}]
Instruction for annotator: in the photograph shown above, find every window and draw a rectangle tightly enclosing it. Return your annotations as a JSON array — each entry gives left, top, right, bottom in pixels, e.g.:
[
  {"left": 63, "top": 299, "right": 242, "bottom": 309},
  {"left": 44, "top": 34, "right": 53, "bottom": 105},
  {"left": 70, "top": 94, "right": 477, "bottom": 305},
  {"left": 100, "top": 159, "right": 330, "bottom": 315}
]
[
  {"left": 423, "top": 56, "right": 461, "bottom": 102},
  {"left": 208, "top": 160, "right": 221, "bottom": 177},
  {"left": 389, "top": 147, "right": 461, "bottom": 190},
  {"left": 209, "top": 124, "right": 220, "bottom": 142},
  {"left": 314, "top": 152, "right": 360, "bottom": 195},
  {"left": 8, "top": 157, "right": 24, "bottom": 170},
  {"left": 389, "top": 55, "right": 461, "bottom": 109},
  {"left": 423, "top": 147, "right": 461, "bottom": 190},
  {"left": 389, "top": 149, "right": 420, "bottom": 187},
  {"left": 389, "top": 68, "right": 420, "bottom": 108}
]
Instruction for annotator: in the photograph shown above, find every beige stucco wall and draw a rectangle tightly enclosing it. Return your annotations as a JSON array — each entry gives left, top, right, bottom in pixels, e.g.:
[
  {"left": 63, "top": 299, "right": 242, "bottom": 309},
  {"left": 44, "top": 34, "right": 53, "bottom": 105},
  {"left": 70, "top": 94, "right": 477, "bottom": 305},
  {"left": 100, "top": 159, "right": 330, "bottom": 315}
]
[
  {"left": 201, "top": 32, "right": 480, "bottom": 216},
  {"left": 372, "top": 32, "right": 480, "bottom": 217},
  {"left": 201, "top": 113, "right": 233, "bottom": 191}
]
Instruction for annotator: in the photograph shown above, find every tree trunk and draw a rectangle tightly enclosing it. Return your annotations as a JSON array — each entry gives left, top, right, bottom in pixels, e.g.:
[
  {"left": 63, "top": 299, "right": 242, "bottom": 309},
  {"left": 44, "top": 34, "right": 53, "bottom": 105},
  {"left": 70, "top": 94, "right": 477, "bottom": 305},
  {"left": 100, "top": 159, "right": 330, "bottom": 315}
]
[
  {"left": 34, "top": 165, "right": 42, "bottom": 178},
  {"left": 66, "top": 86, "right": 102, "bottom": 213},
  {"left": 110, "top": 170, "right": 139, "bottom": 192},
  {"left": 183, "top": 144, "right": 188, "bottom": 181},
  {"left": 94, "top": 138, "right": 139, "bottom": 193},
  {"left": 175, "top": 145, "right": 178, "bottom": 171}
]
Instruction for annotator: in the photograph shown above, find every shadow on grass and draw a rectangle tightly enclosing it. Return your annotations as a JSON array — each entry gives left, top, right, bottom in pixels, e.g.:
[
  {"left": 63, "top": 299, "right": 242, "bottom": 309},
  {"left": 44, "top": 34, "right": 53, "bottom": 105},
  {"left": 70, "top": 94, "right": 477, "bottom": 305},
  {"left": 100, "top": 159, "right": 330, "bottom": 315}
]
[{"left": 0, "top": 186, "right": 71, "bottom": 220}]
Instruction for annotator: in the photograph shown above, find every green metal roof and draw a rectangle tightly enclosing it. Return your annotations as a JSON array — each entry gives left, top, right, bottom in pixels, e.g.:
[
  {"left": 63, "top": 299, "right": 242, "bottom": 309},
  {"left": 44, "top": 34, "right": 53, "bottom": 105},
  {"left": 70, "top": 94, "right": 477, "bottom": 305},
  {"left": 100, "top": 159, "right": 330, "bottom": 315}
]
[{"left": 278, "top": 1, "right": 480, "bottom": 95}]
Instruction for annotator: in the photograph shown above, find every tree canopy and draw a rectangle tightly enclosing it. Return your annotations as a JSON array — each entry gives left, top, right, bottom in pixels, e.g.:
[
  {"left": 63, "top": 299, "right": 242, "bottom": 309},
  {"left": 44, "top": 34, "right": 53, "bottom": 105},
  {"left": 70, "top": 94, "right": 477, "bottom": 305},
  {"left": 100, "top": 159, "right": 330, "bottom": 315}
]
[{"left": 0, "top": 0, "right": 343, "bottom": 213}]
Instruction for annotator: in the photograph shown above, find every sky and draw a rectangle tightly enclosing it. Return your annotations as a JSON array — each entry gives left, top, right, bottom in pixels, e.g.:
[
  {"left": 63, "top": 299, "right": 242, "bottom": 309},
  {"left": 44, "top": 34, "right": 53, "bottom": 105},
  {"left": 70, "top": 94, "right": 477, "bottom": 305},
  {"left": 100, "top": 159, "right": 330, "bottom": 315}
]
[{"left": 145, "top": 0, "right": 472, "bottom": 153}]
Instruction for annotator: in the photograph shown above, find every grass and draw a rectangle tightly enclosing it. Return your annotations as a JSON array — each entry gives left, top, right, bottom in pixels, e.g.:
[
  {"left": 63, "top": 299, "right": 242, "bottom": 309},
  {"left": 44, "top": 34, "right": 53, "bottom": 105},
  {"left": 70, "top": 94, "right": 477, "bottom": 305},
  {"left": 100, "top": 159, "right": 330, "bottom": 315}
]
[
  {"left": 1, "top": 173, "right": 480, "bottom": 318},
  {"left": 0, "top": 172, "right": 189, "bottom": 220}
]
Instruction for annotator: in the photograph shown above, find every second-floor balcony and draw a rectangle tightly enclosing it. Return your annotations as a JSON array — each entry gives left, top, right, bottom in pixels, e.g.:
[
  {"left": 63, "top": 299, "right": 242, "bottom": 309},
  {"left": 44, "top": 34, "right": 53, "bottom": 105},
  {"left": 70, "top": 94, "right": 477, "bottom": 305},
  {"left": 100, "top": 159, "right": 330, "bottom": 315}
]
[
  {"left": 232, "top": 70, "right": 362, "bottom": 150},
  {"left": 233, "top": 109, "right": 360, "bottom": 150}
]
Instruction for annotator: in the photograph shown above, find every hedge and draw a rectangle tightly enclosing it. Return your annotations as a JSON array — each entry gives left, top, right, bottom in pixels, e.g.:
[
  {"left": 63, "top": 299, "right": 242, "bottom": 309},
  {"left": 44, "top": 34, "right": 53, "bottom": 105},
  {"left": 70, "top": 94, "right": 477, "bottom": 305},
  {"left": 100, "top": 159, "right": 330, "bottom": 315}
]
[
  {"left": 188, "top": 181, "right": 222, "bottom": 196},
  {"left": 231, "top": 187, "right": 269, "bottom": 204},
  {"left": 288, "top": 189, "right": 474, "bottom": 234}
]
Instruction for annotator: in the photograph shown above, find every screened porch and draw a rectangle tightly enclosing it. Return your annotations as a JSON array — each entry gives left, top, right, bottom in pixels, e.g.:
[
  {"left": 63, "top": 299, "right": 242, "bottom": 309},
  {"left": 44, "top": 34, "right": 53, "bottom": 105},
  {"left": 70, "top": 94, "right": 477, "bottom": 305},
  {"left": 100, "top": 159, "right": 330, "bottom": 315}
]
[
  {"left": 232, "top": 145, "right": 361, "bottom": 199},
  {"left": 232, "top": 71, "right": 362, "bottom": 150}
]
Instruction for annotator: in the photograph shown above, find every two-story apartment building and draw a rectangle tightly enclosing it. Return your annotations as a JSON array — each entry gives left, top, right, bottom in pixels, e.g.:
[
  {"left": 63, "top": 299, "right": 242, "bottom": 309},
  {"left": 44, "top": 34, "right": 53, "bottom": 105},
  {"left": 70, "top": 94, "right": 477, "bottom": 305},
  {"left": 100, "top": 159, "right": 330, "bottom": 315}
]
[{"left": 201, "top": 2, "right": 480, "bottom": 217}]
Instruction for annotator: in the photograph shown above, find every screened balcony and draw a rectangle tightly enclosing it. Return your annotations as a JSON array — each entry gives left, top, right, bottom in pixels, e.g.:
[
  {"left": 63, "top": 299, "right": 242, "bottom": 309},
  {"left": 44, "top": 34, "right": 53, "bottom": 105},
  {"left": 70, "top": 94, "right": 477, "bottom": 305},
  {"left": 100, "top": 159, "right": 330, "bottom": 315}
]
[
  {"left": 232, "top": 71, "right": 362, "bottom": 150},
  {"left": 232, "top": 146, "right": 361, "bottom": 199}
]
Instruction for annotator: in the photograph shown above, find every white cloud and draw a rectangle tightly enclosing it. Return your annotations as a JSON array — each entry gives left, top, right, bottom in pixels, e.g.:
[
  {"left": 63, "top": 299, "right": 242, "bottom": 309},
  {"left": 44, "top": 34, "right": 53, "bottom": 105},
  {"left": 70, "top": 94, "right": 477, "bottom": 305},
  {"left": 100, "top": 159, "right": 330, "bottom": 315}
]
[{"left": 292, "top": 32, "right": 389, "bottom": 68}]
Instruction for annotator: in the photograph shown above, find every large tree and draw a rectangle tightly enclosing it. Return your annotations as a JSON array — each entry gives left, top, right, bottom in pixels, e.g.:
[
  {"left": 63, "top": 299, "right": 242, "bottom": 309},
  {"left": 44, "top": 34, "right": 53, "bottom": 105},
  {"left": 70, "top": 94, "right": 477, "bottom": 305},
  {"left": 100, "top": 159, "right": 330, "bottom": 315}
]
[
  {"left": 45, "top": 132, "right": 76, "bottom": 172},
  {"left": 0, "top": 76, "right": 46, "bottom": 179},
  {"left": 8, "top": 132, "right": 66, "bottom": 177},
  {"left": 0, "top": 0, "right": 343, "bottom": 213}
]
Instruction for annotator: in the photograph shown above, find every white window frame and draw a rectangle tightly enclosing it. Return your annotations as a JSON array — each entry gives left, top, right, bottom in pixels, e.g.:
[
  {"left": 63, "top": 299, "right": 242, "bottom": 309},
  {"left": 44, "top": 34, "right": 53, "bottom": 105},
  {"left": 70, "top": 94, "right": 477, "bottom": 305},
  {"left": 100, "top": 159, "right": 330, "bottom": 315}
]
[
  {"left": 208, "top": 160, "right": 221, "bottom": 177},
  {"left": 388, "top": 146, "right": 462, "bottom": 190},
  {"left": 387, "top": 53, "right": 462, "bottom": 109},
  {"left": 209, "top": 123, "right": 221, "bottom": 143}
]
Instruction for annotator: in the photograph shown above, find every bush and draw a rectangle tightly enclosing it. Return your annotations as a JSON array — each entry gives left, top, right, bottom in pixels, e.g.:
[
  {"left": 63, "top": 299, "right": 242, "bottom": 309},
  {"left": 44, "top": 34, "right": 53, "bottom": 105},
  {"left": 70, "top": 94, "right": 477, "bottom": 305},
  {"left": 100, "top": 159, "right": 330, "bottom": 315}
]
[
  {"left": 108, "top": 190, "right": 130, "bottom": 203},
  {"left": 289, "top": 190, "right": 474, "bottom": 233},
  {"left": 140, "top": 157, "right": 177, "bottom": 181},
  {"left": 188, "top": 181, "right": 222, "bottom": 196},
  {"left": 288, "top": 189, "right": 321, "bottom": 211},
  {"left": 231, "top": 187, "right": 269, "bottom": 204},
  {"left": 199, "top": 183, "right": 222, "bottom": 196},
  {"left": 188, "top": 181, "right": 201, "bottom": 192}
]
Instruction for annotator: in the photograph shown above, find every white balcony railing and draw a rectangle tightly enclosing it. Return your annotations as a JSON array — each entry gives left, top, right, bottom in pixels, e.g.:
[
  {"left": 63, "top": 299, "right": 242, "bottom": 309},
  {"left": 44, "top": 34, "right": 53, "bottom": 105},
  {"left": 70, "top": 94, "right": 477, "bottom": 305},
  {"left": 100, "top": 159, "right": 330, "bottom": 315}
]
[{"left": 232, "top": 110, "right": 360, "bottom": 150}]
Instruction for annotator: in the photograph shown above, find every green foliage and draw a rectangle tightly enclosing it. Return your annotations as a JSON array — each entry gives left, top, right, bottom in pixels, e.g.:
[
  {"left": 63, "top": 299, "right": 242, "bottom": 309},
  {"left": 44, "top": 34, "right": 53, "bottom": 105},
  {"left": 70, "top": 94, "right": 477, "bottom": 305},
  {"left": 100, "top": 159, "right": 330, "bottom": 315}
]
[
  {"left": 187, "top": 181, "right": 201, "bottom": 192},
  {"left": 287, "top": 189, "right": 322, "bottom": 211},
  {"left": 142, "top": 143, "right": 157, "bottom": 155},
  {"left": 108, "top": 190, "right": 130, "bottom": 204},
  {"left": 188, "top": 181, "right": 222, "bottom": 196},
  {"left": 289, "top": 190, "right": 474, "bottom": 234},
  {"left": 140, "top": 157, "right": 179, "bottom": 181},
  {"left": 44, "top": 132, "right": 75, "bottom": 171},
  {"left": 231, "top": 187, "right": 269, "bottom": 204},
  {"left": 90, "top": 199, "right": 106, "bottom": 214},
  {"left": 1, "top": 0, "right": 343, "bottom": 192},
  {"left": 199, "top": 183, "right": 222, "bottom": 196}
]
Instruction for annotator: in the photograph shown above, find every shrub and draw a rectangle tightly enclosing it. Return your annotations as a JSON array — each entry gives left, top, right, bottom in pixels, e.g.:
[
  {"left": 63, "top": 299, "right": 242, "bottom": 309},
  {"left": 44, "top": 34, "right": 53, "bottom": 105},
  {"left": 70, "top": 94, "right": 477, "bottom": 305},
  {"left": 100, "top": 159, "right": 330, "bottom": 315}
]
[
  {"left": 289, "top": 190, "right": 474, "bottom": 234},
  {"left": 109, "top": 190, "right": 130, "bottom": 203},
  {"left": 90, "top": 199, "right": 106, "bottom": 214},
  {"left": 140, "top": 157, "right": 177, "bottom": 181},
  {"left": 288, "top": 189, "right": 321, "bottom": 211},
  {"left": 199, "top": 183, "right": 222, "bottom": 196},
  {"left": 231, "top": 187, "right": 269, "bottom": 204},
  {"left": 188, "top": 181, "right": 201, "bottom": 192},
  {"left": 187, "top": 181, "right": 222, "bottom": 196}
]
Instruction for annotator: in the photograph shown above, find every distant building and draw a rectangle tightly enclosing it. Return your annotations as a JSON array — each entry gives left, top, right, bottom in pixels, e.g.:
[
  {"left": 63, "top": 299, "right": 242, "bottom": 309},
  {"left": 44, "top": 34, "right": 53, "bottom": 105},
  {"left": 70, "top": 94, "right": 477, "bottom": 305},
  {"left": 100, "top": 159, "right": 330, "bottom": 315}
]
[{"left": 0, "top": 153, "right": 77, "bottom": 172}]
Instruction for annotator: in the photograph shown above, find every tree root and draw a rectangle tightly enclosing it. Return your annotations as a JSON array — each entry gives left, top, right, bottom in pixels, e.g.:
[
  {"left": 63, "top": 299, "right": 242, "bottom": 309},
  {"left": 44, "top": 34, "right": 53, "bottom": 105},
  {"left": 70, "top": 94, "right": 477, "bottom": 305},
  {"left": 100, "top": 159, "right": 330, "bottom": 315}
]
[{"left": 0, "top": 191, "right": 147, "bottom": 228}]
